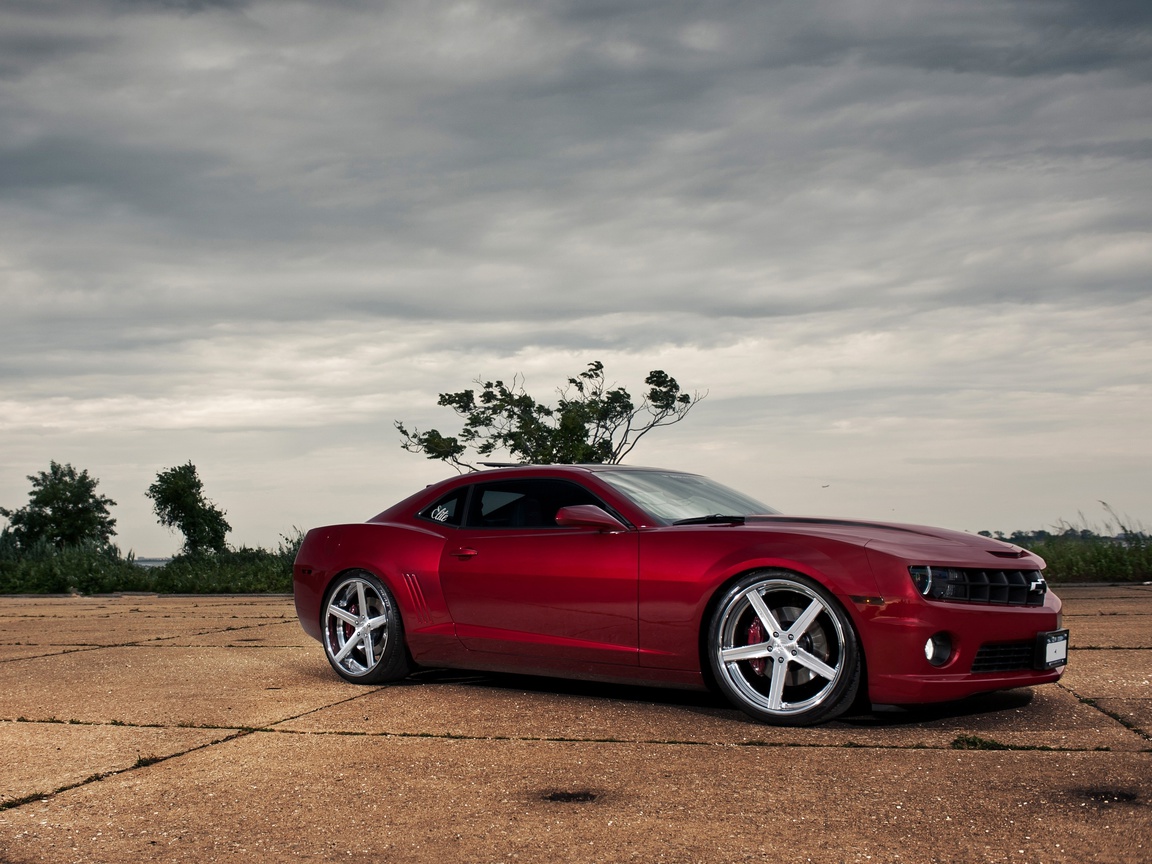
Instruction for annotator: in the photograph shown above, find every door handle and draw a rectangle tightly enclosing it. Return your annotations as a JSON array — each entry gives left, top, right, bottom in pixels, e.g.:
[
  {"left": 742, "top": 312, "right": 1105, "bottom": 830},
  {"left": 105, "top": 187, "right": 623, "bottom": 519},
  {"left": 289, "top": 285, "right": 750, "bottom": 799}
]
[{"left": 450, "top": 547, "right": 478, "bottom": 560}]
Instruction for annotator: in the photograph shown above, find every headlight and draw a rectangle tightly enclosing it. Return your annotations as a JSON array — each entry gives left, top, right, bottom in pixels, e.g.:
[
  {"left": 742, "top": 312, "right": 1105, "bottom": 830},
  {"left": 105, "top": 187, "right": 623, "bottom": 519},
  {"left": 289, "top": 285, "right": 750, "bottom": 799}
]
[{"left": 909, "top": 565, "right": 966, "bottom": 600}]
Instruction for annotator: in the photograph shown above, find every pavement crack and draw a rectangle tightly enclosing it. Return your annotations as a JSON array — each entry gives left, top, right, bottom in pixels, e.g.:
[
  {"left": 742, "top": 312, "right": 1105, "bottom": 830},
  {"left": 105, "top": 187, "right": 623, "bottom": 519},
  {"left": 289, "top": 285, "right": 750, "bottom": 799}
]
[
  {"left": 0, "top": 619, "right": 300, "bottom": 661},
  {"left": 0, "top": 728, "right": 252, "bottom": 813},
  {"left": 261, "top": 688, "right": 393, "bottom": 730},
  {"left": 1057, "top": 682, "right": 1151, "bottom": 740},
  {"left": 233, "top": 725, "right": 1123, "bottom": 753},
  {"left": 0, "top": 645, "right": 110, "bottom": 664}
]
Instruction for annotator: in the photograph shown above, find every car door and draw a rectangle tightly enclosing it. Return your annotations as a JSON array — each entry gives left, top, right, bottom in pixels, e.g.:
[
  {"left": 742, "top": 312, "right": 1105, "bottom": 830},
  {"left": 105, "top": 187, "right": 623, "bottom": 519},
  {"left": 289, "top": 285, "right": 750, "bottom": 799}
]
[{"left": 438, "top": 478, "right": 639, "bottom": 667}]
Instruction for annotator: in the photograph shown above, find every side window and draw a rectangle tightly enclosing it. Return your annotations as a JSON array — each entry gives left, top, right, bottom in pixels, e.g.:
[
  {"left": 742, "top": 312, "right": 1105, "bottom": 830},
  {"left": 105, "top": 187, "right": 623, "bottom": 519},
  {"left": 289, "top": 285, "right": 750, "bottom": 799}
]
[
  {"left": 465, "top": 479, "right": 602, "bottom": 529},
  {"left": 417, "top": 488, "right": 467, "bottom": 527}
]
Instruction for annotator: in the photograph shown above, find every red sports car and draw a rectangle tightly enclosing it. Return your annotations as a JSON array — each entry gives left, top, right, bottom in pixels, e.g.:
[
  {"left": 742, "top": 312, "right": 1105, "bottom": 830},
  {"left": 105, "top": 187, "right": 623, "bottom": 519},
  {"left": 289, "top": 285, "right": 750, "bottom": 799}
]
[{"left": 293, "top": 465, "right": 1067, "bottom": 725}]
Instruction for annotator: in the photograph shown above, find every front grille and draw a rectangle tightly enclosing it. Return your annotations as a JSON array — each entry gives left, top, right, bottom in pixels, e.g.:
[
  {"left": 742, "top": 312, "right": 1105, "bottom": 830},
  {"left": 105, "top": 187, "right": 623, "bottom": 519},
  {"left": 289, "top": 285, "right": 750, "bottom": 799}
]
[
  {"left": 910, "top": 566, "right": 1047, "bottom": 606},
  {"left": 972, "top": 641, "right": 1034, "bottom": 673}
]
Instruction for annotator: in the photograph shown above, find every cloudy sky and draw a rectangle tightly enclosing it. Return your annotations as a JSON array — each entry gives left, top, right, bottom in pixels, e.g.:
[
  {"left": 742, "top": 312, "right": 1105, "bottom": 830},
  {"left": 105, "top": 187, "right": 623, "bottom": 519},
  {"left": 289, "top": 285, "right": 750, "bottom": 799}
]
[{"left": 1, "top": 0, "right": 1150, "bottom": 556}]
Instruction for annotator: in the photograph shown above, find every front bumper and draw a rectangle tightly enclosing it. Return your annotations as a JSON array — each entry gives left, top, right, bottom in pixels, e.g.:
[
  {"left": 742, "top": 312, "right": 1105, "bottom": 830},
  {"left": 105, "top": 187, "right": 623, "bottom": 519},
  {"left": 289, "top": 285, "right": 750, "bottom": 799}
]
[{"left": 855, "top": 589, "right": 1066, "bottom": 705}]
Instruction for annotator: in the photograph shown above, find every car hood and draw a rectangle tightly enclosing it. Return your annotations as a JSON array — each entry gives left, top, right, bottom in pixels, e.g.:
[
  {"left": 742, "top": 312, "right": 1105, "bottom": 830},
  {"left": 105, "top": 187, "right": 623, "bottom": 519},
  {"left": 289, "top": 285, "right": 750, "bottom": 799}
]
[{"left": 744, "top": 515, "right": 1039, "bottom": 564}]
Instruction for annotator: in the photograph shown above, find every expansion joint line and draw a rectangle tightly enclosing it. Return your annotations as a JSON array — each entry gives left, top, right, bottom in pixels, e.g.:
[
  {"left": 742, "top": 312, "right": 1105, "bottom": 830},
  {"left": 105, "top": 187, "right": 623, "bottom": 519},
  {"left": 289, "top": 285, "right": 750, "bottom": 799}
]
[{"left": 1057, "top": 681, "right": 1151, "bottom": 741}]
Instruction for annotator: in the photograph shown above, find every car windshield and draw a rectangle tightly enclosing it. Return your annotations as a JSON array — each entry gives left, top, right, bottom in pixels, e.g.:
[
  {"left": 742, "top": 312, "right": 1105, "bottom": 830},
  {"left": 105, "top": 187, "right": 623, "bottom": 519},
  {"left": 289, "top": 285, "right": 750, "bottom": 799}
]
[{"left": 598, "top": 471, "right": 778, "bottom": 523}]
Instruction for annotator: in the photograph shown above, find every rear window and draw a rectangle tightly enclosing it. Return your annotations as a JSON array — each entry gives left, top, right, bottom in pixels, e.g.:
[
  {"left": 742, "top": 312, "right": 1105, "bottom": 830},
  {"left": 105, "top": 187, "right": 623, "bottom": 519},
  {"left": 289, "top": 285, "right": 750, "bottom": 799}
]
[{"left": 417, "top": 488, "right": 467, "bottom": 527}]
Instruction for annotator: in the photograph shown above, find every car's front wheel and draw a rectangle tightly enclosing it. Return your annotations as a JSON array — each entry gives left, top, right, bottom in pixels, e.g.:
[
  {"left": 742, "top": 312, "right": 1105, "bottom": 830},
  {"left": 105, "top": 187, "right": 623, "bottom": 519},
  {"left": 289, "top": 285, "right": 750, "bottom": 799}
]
[
  {"left": 707, "top": 570, "right": 861, "bottom": 725},
  {"left": 322, "top": 571, "right": 410, "bottom": 684}
]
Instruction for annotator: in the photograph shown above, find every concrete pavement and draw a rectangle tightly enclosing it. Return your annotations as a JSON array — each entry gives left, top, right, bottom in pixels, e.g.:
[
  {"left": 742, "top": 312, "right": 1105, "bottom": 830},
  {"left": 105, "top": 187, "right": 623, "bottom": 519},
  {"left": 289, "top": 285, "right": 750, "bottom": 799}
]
[{"left": 1, "top": 586, "right": 1149, "bottom": 863}]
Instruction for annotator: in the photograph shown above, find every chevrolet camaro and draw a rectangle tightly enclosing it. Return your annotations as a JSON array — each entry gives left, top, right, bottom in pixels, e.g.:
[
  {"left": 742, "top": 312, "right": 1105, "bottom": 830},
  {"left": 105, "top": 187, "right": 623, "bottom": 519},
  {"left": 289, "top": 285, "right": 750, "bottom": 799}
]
[{"left": 292, "top": 465, "right": 1067, "bottom": 725}]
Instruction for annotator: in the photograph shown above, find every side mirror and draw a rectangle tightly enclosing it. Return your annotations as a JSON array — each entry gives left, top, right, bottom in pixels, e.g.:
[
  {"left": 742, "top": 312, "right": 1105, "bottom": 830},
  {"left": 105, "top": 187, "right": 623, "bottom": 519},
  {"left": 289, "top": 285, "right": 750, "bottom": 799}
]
[{"left": 555, "top": 504, "right": 627, "bottom": 533}]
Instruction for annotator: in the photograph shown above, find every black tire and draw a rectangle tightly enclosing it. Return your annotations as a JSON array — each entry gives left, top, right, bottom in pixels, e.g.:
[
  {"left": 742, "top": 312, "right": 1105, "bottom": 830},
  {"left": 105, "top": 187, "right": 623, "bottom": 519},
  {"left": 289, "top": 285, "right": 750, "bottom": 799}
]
[
  {"left": 321, "top": 570, "right": 411, "bottom": 684},
  {"left": 707, "top": 570, "right": 861, "bottom": 726}
]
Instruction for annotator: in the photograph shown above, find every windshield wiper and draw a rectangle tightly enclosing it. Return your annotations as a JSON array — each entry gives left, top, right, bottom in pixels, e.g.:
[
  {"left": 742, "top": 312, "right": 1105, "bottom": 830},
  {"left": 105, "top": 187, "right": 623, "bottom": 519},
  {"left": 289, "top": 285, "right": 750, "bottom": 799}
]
[{"left": 672, "top": 514, "right": 747, "bottom": 526}]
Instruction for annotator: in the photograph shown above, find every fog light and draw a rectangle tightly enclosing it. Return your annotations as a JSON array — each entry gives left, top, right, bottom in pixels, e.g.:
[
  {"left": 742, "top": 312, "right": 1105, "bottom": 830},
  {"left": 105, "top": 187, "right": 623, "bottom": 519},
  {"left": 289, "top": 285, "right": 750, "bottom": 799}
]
[{"left": 924, "top": 633, "right": 952, "bottom": 667}]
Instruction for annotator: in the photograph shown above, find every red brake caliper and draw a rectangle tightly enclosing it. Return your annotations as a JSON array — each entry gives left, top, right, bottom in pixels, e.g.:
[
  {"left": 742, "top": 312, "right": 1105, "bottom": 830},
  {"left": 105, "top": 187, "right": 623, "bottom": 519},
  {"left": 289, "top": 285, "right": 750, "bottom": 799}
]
[
  {"left": 344, "top": 601, "right": 358, "bottom": 640},
  {"left": 747, "top": 618, "right": 767, "bottom": 676}
]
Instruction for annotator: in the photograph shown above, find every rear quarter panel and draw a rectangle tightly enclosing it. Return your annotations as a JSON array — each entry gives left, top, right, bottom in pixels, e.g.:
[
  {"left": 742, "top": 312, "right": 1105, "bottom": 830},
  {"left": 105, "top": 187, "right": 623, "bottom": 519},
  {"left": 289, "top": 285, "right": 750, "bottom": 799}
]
[{"left": 293, "top": 522, "right": 462, "bottom": 663}]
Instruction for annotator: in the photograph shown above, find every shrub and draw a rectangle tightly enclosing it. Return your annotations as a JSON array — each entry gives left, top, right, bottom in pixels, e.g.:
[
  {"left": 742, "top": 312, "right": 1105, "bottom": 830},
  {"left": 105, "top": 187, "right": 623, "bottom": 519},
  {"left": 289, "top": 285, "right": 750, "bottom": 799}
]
[
  {"left": 0, "top": 529, "right": 304, "bottom": 595},
  {"left": 149, "top": 531, "right": 302, "bottom": 594},
  {"left": 0, "top": 535, "right": 145, "bottom": 594}
]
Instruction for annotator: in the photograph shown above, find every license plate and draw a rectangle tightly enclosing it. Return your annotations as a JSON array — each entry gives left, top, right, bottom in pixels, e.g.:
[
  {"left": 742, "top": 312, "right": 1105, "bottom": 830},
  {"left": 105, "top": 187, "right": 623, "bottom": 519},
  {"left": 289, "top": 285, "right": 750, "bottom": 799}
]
[{"left": 1035, "top": 629, "right": 1069, "bottom": 669}]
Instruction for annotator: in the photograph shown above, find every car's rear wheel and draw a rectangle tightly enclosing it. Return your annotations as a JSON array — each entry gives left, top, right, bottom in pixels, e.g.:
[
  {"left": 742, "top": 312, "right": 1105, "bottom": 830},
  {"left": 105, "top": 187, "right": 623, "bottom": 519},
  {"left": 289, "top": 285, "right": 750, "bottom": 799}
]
[
  {"left": 707, "top": 570, "right": 860, "bottom": 725},
  {"left": 322, "top": 571, "right": 410, "bottom": 684}
]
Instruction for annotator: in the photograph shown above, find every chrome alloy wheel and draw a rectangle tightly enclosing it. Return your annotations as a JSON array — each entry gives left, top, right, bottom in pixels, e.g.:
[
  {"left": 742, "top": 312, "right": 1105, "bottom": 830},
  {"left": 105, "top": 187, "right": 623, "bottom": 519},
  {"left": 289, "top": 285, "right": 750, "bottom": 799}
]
[
  {"left": 323, "top": 574, "right": 395, "bottom": 679},
  {"left": 709, "top": 573, "right": 859, "bottom": 724}
]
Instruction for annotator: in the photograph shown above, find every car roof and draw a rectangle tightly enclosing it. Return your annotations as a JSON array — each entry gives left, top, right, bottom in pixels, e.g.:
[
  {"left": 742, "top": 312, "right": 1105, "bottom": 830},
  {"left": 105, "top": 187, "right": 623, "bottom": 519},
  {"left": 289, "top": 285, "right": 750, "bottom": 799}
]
[
  {"left": 371, "top": 462, "right": 683, "bottom": 526},
  {"left": 474, "top": 463, "right": 695, "bottom": 475}
]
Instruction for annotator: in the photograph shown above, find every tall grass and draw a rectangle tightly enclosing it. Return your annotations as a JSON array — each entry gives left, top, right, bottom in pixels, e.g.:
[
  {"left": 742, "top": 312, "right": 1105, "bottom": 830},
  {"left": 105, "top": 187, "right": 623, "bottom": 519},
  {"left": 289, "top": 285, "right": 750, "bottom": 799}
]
[
  {"left": 1026, "top": 532, "right": 1149, "bottom": 583},
  {"left": 0, "top": 529, "right": 303, "bottom": 595},
  {"left": 983, "top": 505, "right": 1150, "bottom": 583}
]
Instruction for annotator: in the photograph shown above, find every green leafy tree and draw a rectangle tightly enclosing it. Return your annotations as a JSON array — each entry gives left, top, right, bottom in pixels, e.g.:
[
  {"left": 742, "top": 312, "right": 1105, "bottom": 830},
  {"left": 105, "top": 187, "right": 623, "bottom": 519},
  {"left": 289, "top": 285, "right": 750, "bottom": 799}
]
[
  {"left": 396, "top": 360, "right": 703, "bottom": 471},
  {"left": 0, "top": 461, "right": 118, "bottom": 549},
  {"left": 146, "top": 462, "right": 231, "bottom": 554}
]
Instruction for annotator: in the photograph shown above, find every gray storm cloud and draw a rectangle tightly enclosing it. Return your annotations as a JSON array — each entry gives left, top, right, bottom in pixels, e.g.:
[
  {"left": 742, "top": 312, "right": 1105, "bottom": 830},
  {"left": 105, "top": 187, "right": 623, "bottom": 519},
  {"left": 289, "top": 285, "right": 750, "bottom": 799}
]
[{"left": 1, "top": 0, "right": 1149, "bottom": 553}]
